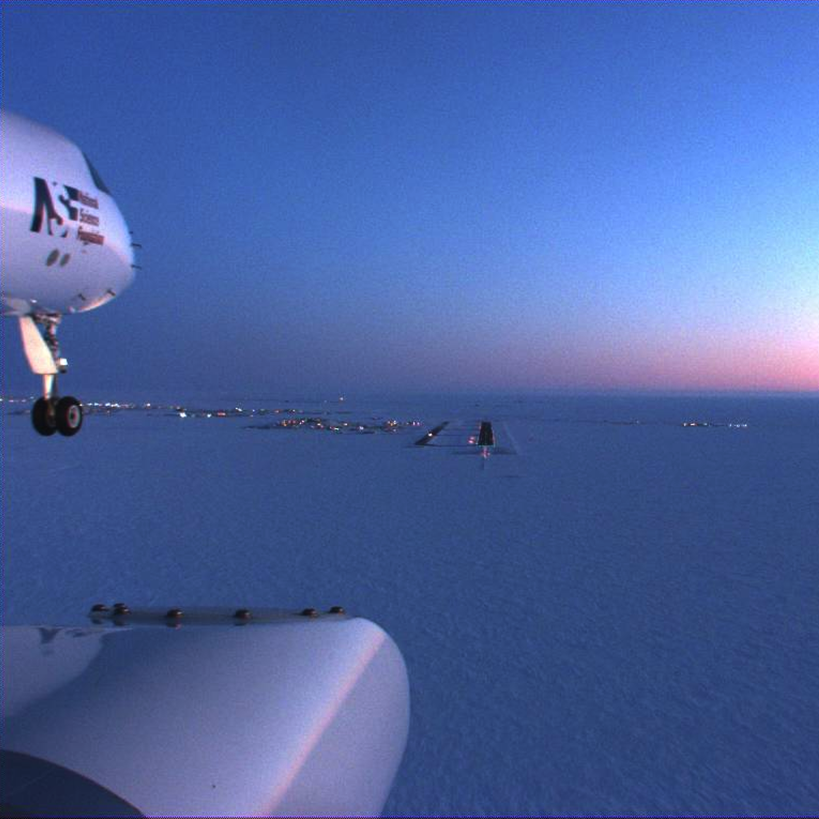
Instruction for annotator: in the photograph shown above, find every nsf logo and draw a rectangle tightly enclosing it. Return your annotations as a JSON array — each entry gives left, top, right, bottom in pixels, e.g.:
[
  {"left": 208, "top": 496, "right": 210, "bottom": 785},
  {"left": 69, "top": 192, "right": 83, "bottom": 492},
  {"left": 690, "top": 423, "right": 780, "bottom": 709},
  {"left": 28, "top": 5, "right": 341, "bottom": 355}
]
[{"left": 30, "top": 177, "right": 104, "bottom": 245}]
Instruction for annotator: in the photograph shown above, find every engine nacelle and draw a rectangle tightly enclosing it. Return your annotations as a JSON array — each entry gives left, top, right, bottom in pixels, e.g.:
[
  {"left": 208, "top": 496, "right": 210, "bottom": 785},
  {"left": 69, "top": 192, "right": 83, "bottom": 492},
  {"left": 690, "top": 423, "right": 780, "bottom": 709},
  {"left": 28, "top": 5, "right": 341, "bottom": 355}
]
[{"left": 0, "top": 607, "right": 410, "bottom": 817}]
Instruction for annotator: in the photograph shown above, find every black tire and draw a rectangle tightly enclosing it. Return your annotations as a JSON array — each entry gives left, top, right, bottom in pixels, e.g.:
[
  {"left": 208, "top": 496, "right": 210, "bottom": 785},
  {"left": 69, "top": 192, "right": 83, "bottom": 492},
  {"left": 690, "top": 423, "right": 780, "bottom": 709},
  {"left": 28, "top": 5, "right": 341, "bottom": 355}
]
[
  {"left": 32, "top": 397, "right": 57, "bottom": 436},
  {"left": 56, "top": 396, "right": 83, "bottom": 437}
]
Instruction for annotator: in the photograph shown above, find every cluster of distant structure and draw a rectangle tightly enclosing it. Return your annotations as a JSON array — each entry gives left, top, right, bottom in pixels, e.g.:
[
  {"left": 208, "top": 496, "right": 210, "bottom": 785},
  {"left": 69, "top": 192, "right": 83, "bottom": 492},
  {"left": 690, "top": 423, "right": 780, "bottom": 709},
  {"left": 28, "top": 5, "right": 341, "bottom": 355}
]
[
  {"left": 1, "top": 397, "right": 152, "bottom": 415},
  {"left": 681, "top": 420, "right": 749, "bottom": 428},
  {"left": 546, "top": 415, "right": 751, "bottom": 429},
  {"left": 248, "top": 417, "right": 423, "bottom": 435},
  {"left": 1, "top": 396, "right": 423, "bottom": 436},
  {"left": 2, "top": 397, "right": 750, "bottom": 433}
]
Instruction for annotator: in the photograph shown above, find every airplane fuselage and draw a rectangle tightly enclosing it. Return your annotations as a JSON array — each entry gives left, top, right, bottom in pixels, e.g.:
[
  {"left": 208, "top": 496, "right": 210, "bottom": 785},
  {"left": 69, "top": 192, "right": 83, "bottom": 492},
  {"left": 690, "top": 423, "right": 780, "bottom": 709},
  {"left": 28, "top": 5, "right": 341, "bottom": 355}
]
[{"left": 0, "top": 110, "right": 135, "bottom": 317}]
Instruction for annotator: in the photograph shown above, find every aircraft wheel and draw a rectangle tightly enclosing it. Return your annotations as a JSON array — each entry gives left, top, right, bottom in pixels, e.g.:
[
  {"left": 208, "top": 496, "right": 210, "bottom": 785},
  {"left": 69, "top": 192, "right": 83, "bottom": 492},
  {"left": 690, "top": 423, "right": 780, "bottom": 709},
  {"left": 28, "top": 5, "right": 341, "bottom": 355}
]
[
  {"left": 32, "top": 397, "right": 58, "bottom": 436},
  {"left": 56, "top": 396, "right": 83, "bottom": 437}
]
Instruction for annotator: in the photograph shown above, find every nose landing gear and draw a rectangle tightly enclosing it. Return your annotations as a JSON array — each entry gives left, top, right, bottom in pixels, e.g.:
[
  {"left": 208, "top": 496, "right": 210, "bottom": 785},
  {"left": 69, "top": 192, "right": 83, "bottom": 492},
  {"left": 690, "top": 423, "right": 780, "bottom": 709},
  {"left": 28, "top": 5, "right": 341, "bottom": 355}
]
[{"left": 19, "top": 314, "right": 85, "bottom": 438}]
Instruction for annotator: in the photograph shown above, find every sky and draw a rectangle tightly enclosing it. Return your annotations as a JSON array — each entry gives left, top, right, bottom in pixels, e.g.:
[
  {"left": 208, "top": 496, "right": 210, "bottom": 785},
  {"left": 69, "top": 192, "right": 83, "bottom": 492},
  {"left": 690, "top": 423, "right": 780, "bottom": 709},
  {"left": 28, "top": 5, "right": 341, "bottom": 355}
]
[{"left": 1, "top": 0, "right": 817, "bottom": 397}]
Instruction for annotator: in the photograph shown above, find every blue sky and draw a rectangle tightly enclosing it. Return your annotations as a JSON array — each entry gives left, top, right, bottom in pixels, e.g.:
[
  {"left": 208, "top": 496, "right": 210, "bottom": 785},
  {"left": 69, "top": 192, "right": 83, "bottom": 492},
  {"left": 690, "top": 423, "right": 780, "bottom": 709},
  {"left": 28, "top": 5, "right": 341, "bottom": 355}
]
[{"left": 2, "top": 0, "right": 817, "bottom": 396}]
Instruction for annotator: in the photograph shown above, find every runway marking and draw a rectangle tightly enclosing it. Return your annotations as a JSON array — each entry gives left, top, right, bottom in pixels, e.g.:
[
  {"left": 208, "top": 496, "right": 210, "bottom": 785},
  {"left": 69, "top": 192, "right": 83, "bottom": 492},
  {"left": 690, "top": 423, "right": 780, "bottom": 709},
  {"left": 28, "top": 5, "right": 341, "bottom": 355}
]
[
  {"left": 477, "top": 421, "right": 495, "bottom": 447},
  {"left": 415, "top": 418, "right": 517, "bottom": 458},
  {"left": 414, "top": 421, "right": 449, "bottom": 446}
]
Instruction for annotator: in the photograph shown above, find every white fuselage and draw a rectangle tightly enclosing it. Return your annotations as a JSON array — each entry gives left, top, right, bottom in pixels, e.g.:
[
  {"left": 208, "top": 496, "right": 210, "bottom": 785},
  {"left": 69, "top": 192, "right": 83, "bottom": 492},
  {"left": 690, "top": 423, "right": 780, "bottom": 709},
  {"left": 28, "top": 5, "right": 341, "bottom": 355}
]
[{"left": 0, "top": 110, "right": 135, "bottom": 317}]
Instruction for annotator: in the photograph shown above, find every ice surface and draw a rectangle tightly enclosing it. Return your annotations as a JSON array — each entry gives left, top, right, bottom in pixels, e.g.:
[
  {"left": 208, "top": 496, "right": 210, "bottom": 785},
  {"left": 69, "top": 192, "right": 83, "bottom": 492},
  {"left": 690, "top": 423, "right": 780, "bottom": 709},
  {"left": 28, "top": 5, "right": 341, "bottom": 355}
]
[{"left": 2, "top": 394, "right": 818, "bottom": 816}]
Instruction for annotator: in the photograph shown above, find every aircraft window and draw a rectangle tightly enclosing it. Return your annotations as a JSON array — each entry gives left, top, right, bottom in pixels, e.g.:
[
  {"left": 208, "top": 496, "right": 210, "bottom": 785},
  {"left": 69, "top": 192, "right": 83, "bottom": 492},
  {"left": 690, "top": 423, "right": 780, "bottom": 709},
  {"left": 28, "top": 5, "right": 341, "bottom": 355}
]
[{"left": 83, "top": 153, "right": 111, "bottom": 194}]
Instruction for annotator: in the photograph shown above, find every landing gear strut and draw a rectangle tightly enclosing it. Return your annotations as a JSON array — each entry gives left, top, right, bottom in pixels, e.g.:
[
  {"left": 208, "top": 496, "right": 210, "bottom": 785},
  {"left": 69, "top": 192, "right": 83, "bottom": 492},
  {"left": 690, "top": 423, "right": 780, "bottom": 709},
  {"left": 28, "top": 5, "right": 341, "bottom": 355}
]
[{"left": 19, "top": 314, "right": 84, "bottom": 437}]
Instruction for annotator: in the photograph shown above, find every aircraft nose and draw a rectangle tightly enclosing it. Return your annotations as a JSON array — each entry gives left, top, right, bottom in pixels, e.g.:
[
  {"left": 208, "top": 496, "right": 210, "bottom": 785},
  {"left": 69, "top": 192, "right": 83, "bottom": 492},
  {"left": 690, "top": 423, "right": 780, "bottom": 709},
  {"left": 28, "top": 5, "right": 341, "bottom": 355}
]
[{"left": 104, "top": 200, "right": 137, "bottom": 295}]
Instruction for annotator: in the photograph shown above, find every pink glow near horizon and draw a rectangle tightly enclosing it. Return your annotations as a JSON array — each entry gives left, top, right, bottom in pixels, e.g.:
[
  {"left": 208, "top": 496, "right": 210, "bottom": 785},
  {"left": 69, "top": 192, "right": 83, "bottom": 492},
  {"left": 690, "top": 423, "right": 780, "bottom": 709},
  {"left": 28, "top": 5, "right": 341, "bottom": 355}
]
[{"left": 470, "top": 332, "right": 819, "bottom": 393}]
